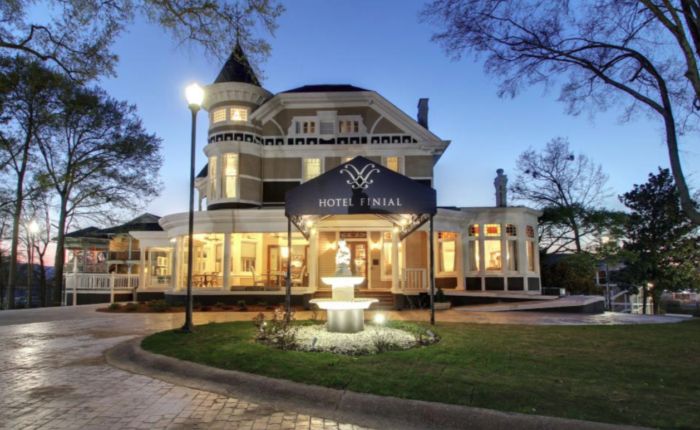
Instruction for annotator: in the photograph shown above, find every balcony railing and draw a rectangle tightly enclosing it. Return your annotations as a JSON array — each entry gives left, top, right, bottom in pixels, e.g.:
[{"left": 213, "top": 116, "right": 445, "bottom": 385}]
[
  {"left": 63, "top": 273, "right": 139, "bottom": 305},
  {"left": 402, "top": 268, "right": 427, "bottom": 290}
]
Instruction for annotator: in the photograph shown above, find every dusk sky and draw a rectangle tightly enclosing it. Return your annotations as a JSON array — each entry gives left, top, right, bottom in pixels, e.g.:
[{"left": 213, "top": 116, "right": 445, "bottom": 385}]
[{"left": 98, "top": 0, "right": 698, "bottom": 221}]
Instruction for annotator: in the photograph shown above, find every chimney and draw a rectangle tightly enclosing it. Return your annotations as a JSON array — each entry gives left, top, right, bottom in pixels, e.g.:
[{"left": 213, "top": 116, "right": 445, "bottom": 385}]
[
  {"left": 494, "top": 169, "right": 508, "bottom": 207},
  {"left": 417, "top": 98, "right": 429, "bottom": 129}
]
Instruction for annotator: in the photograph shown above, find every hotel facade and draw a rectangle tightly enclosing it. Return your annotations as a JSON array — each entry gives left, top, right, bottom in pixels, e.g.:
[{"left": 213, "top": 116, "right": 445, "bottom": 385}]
[{"left": 63, "top": 46, "right": 541, "bottom": 307}]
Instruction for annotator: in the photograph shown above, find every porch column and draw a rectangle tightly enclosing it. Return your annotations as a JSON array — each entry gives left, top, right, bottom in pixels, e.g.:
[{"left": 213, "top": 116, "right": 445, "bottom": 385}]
[
  {"left": 308, "top": 228, "right": 318, "bottom": 292},
  {"left": 223, "top": 233, "right": 231, "bottom": 291},
  {"left": 391, "top": 228, "right": 400, "bottom": 293},
  {"left": 139, "top": 247, "right": 147, "bottom": 290},
  {"left": 517, "top": 224, "right": 528, "bottom": 289},
  {"left": 458, "top": 231, "right": 468, "bottom": 290}
]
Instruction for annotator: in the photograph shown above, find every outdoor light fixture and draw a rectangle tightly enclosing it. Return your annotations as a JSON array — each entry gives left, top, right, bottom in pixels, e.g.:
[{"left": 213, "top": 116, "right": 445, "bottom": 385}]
[
  {"left": 373, "top": 313, "right": 386, "bottom": 325},
  {"left": 182, "top": 82, "right": 204, "bottom": 333},
  {"left": 185, "top": 83, "right": 204, "bottom": 108}
]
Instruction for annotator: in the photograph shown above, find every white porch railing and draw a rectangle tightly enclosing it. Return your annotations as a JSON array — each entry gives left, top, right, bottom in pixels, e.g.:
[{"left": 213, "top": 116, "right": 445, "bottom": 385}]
[
  {"left": 402, "top": 268, "right": 427, "bottom": 291},
  {"left": 63, "top": 273, "right": 140, "bottom": 306}
]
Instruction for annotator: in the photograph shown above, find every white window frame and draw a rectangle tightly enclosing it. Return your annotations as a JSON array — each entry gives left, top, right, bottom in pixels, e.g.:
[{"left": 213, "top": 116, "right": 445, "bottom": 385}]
[
  {"left": 221, "top": 153, "right": 239, "bottom": 199},
  {"left": 383, "top": 156, "right": 404, "bottom": 173},
  {"left": 302, "top": 157, "right": 323, "bottom": 182},
  {"left": 337, "top": 115, "right": 366, "bottom": 135},
  {"left": 436, "top": 231, "right": 458, "bottom": 276},
  {"left": 229, "top": 106, "right": 249, "bottom": 123},
  {"left": 288, "top": 116, "right": 318, "bottom": 136},
  {"left": 211, "top": 108, "right": 227, "bottom": 124}
]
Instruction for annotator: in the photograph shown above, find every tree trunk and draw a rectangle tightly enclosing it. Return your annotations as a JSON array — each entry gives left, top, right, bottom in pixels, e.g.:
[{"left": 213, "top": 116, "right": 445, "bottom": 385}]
[
  {"left": 5, "top": 132, "right": 32, "bottom": 309},
  {"left": 52, "top": 197, "right": 69, "bottom": 306},
  {"left": 38, "top": 250, "right": 47, "bottom": 307}
]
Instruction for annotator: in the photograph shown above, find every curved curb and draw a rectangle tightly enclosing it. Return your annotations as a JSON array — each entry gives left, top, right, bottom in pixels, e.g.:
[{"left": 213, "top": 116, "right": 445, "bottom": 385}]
[{"left": 105, "top": 338, "right": 646, "bottom": 430}]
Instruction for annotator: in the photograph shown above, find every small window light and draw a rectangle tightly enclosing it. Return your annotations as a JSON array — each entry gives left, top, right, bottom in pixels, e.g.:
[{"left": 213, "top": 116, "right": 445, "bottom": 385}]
[{"left": 230, "top": 107, "right": 248, "bottom": 122}]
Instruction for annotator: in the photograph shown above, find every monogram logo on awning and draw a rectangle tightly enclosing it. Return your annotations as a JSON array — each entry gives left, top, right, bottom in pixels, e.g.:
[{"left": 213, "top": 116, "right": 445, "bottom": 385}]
[{"left": 340, "top": 163, "right": 380, "bottom": 190}]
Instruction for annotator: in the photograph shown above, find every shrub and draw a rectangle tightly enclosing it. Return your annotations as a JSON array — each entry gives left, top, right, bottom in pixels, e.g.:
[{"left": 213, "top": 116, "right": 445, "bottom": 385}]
[
  {"left": 435, "top": 288, "right": 448, "bottom": 302},
  {"left": 253, "top": 306, "right": 297, "bottom": 350},
  {"left": 108, "top": 303, "right": 122, "bottom": 311},
  {"left": 147, "top": 299, "right": 170, "bottom": 312},
  {"left": 124, "top": 302, "right": 138, "bottom": 312},
  {"left": 201, "top": 305, "right": 212, "bottom": 311},
  {"left": 237, "top": 299, "right": 247, "bottom": 311}
]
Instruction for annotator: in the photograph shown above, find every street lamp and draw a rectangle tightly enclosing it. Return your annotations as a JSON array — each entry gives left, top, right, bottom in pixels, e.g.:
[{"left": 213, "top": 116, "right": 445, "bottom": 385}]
[
  {"left": 182, "top": 82, "right": 204, "bottom": 333},
  {"left": 27, "top": 220, "right": 39, "bottom": 308}
]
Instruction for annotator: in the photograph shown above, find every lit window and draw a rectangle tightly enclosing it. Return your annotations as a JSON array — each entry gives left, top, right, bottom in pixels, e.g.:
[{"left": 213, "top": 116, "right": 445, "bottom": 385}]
[
  {"left": 469, "top": 240, "right": 480, "bottom": 271},
  {"left": 303, "top": 121, "right": 316, "bottom": 134},
  {"left": 212, "top": 109, "right": 226, "bottom": 123},
  {"left": 506, "top": 224, "right": 517, "bottom": 236},
  {"left": 223, "top": 153, "right": 238, "bottom": 198},
  {"left": 241, "top": 241, "right": 257, "bottom": 272},
  {"left": 507, "top": 241, "right": 518, "bottom": 271},
  {"left": 339, "top": 120, "right": 359, "bottom": 133},
  {"left": 230, "top": 107, "right": 248, "bottom": 122},
  {"left": 382, "top": 232, "right": 393, "bottom": 278},
  {"left": 469, "top": 224, "right": 479, "bottom": 237},
  {"left": 485, "top": 224, "right": 501, "bottom": 236},
  {"left": 385, "top": 156, "right": 400, "bottom": 172},
  {"left": 303, "top": 158, "right": 322, "bottom": 182},
  {"left": 484, "top": 240, "right": 502, "bottom": 271},
  {"left": 438, "top": 232, "right": 457, "bottom": 274},
  {"left": 320, "top": 121, "right": 335, "bottom": 134},
  {"left": 526, "top": 225, "right": 535, "bottom": 238},
  {"left": 208, "top": 156, "right": 218, "bottom": 199},
  {"left": 527, "top": 241, "right": 536, "bottom": 271}
]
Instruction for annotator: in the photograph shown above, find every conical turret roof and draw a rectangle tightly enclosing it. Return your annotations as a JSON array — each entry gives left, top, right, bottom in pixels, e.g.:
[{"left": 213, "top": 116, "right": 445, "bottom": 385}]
[{"left": 214, "top": 43, "right": 260, "bottom": 86}]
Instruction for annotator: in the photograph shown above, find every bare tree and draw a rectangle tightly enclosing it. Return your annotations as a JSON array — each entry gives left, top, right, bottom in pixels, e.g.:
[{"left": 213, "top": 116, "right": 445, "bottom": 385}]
[
  {"left": 511, "top": 138, "right": 610, "bottom": 253},
  {"left": 424, "top": 0, "right": 700, "bottom": 224},
  {"left": 36, "top": 84, "right": 162, "bottom": 305},
  {"left": 0, "top": 58, "right": 62, "bottom": 308},
  {"left": 1, "top": 0, "right": 284, "bottom": 81}
]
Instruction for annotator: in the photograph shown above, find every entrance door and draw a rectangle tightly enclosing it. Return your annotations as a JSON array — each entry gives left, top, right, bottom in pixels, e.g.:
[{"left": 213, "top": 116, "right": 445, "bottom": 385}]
[{"left": 348, "top": 241, "right": 368, "bottom": 288}]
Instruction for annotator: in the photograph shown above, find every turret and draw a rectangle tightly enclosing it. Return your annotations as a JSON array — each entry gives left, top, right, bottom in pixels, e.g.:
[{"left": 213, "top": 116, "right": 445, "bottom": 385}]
[{"left": 200, "top": 43, "right": 272, "bottom": 209}]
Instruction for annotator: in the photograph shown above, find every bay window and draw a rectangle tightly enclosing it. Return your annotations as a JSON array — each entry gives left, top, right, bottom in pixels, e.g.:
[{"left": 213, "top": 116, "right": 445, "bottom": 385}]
[
  {"left": 208, "top": 156, "right": 218, "bottom": 199},
  {"left": 437, "top": 232, "right": 457, "bottom": 274}
]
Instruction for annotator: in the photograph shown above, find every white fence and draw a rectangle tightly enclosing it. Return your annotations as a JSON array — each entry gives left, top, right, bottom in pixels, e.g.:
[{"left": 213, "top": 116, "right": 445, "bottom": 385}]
[{"left": 63, "top": 273, "right": 139, "bottom": 306}]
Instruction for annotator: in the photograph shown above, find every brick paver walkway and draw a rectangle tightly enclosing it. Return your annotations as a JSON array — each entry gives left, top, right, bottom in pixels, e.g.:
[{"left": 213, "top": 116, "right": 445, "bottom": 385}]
[{"left": 0, "top": 306, "right": 370, "bottom": 430}]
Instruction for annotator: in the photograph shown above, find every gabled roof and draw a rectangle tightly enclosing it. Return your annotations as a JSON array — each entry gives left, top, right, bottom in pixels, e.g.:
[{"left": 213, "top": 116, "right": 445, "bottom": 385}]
[
  {"left": 64, "top": 226, "right": 108, "bottom": 239},
  {"left": 214, "top": 43, "right": 260, "bottom": 86},
  {"left": 282, "top": 84, "right": 369, "bottom": 93},
  {"left": 101, "top": 213, "right": 163, "bottom": 234}
]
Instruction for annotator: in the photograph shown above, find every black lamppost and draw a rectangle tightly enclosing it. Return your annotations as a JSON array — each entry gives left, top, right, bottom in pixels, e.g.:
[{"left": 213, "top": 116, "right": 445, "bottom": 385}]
[{"left": 182, "top": 83, "right": 204, "bottom": 333}]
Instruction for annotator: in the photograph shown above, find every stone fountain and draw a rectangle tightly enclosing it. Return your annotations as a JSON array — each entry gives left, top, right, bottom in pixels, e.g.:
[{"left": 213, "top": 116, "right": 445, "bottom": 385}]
[{"left": 310, "top": 240, "right": 378, "bottom": 333}]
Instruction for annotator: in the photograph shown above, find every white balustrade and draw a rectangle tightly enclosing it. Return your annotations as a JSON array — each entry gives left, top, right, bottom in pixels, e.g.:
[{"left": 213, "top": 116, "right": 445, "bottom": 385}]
[{"left": 402, "top": 268, "right": 427, "bottom": 291}]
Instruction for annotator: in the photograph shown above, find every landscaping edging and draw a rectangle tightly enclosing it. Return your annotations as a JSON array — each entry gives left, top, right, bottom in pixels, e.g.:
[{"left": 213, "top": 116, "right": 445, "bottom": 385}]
[{"left": 105, "top": 338, "right": 646, "bottom": 430}]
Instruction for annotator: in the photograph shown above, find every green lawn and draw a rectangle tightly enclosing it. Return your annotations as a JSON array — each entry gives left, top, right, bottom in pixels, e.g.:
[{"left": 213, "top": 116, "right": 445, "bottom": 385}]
[{"left": 142, "top": 319, "right": 700, "bottom": 429}]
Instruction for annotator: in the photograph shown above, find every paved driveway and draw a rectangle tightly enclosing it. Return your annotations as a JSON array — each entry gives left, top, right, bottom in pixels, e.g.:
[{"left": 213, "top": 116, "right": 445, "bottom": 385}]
[
  {"left": 0, "top": 306, "right": 369, "bottom": 430},
  {"left": 0, "top": 305, "right": 683, "bottom": 430}
]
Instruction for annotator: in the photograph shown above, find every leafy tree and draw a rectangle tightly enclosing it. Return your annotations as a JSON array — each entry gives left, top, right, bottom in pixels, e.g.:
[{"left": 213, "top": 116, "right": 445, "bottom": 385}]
[
  {"left": 0, "top": 57, "right": 63, "bottom": 308},
  {"left": 36, "top": 84, "right": 162, "bottom": 305},
  {"left": 424, "top": 0, "right": 700, "bottom": 224},
  {"left": 619, "top": 168, "right": 700, "bottom": 312},
  {"left": 510, "top": 137, "right": 610, "bottom": 253},
  {"left": 1, "top": 0, "right": 284, "bottom": 80},
  {"left": 540, "top": 252, "right": 598, "bottom": 295}
]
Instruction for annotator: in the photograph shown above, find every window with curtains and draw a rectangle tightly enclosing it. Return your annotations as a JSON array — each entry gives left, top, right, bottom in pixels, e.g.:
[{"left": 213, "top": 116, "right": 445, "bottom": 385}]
[
  {"left": 223, "top": 153, "right": 238, "bottom": 198},
  {"left": 208, "top": 156, "right": 218, "bottom": 199}
]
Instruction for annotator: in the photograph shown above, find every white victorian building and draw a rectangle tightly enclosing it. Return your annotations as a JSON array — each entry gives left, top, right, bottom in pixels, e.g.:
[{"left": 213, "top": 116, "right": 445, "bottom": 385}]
[{"left": 63, "top": 44, "right": 542, "bottom": 308}]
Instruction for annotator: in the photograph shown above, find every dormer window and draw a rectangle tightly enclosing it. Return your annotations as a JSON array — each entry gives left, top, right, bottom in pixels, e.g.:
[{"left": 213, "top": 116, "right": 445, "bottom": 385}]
[
  {"left": 212, "top": 109, "right": 226, "bottom": 124},
  {"left": 339, "top": 120, "right": 359, "bottom": 134},
  {"left": 230, "top": 107, "right": 248, "bottom": 122},
  {"left": 303, "top": 121, "right": 316, "bottom": 134}
]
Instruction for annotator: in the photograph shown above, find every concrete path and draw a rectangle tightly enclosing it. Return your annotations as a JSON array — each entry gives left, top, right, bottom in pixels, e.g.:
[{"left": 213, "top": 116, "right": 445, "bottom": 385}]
[{"left": 0, "top": 305, "right": 681, "bottom": 429}]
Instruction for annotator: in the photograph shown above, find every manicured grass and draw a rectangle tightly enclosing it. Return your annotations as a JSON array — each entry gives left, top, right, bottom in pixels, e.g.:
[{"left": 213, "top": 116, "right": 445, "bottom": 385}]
[{"left": 142, "top": 319, "right": 700, "bottom": 429}]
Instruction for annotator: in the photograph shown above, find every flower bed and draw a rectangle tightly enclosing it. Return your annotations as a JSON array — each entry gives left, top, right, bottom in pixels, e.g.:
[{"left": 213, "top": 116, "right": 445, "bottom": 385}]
[{"left": 293, "top": 324, "right": 426, "bottom": 355}]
